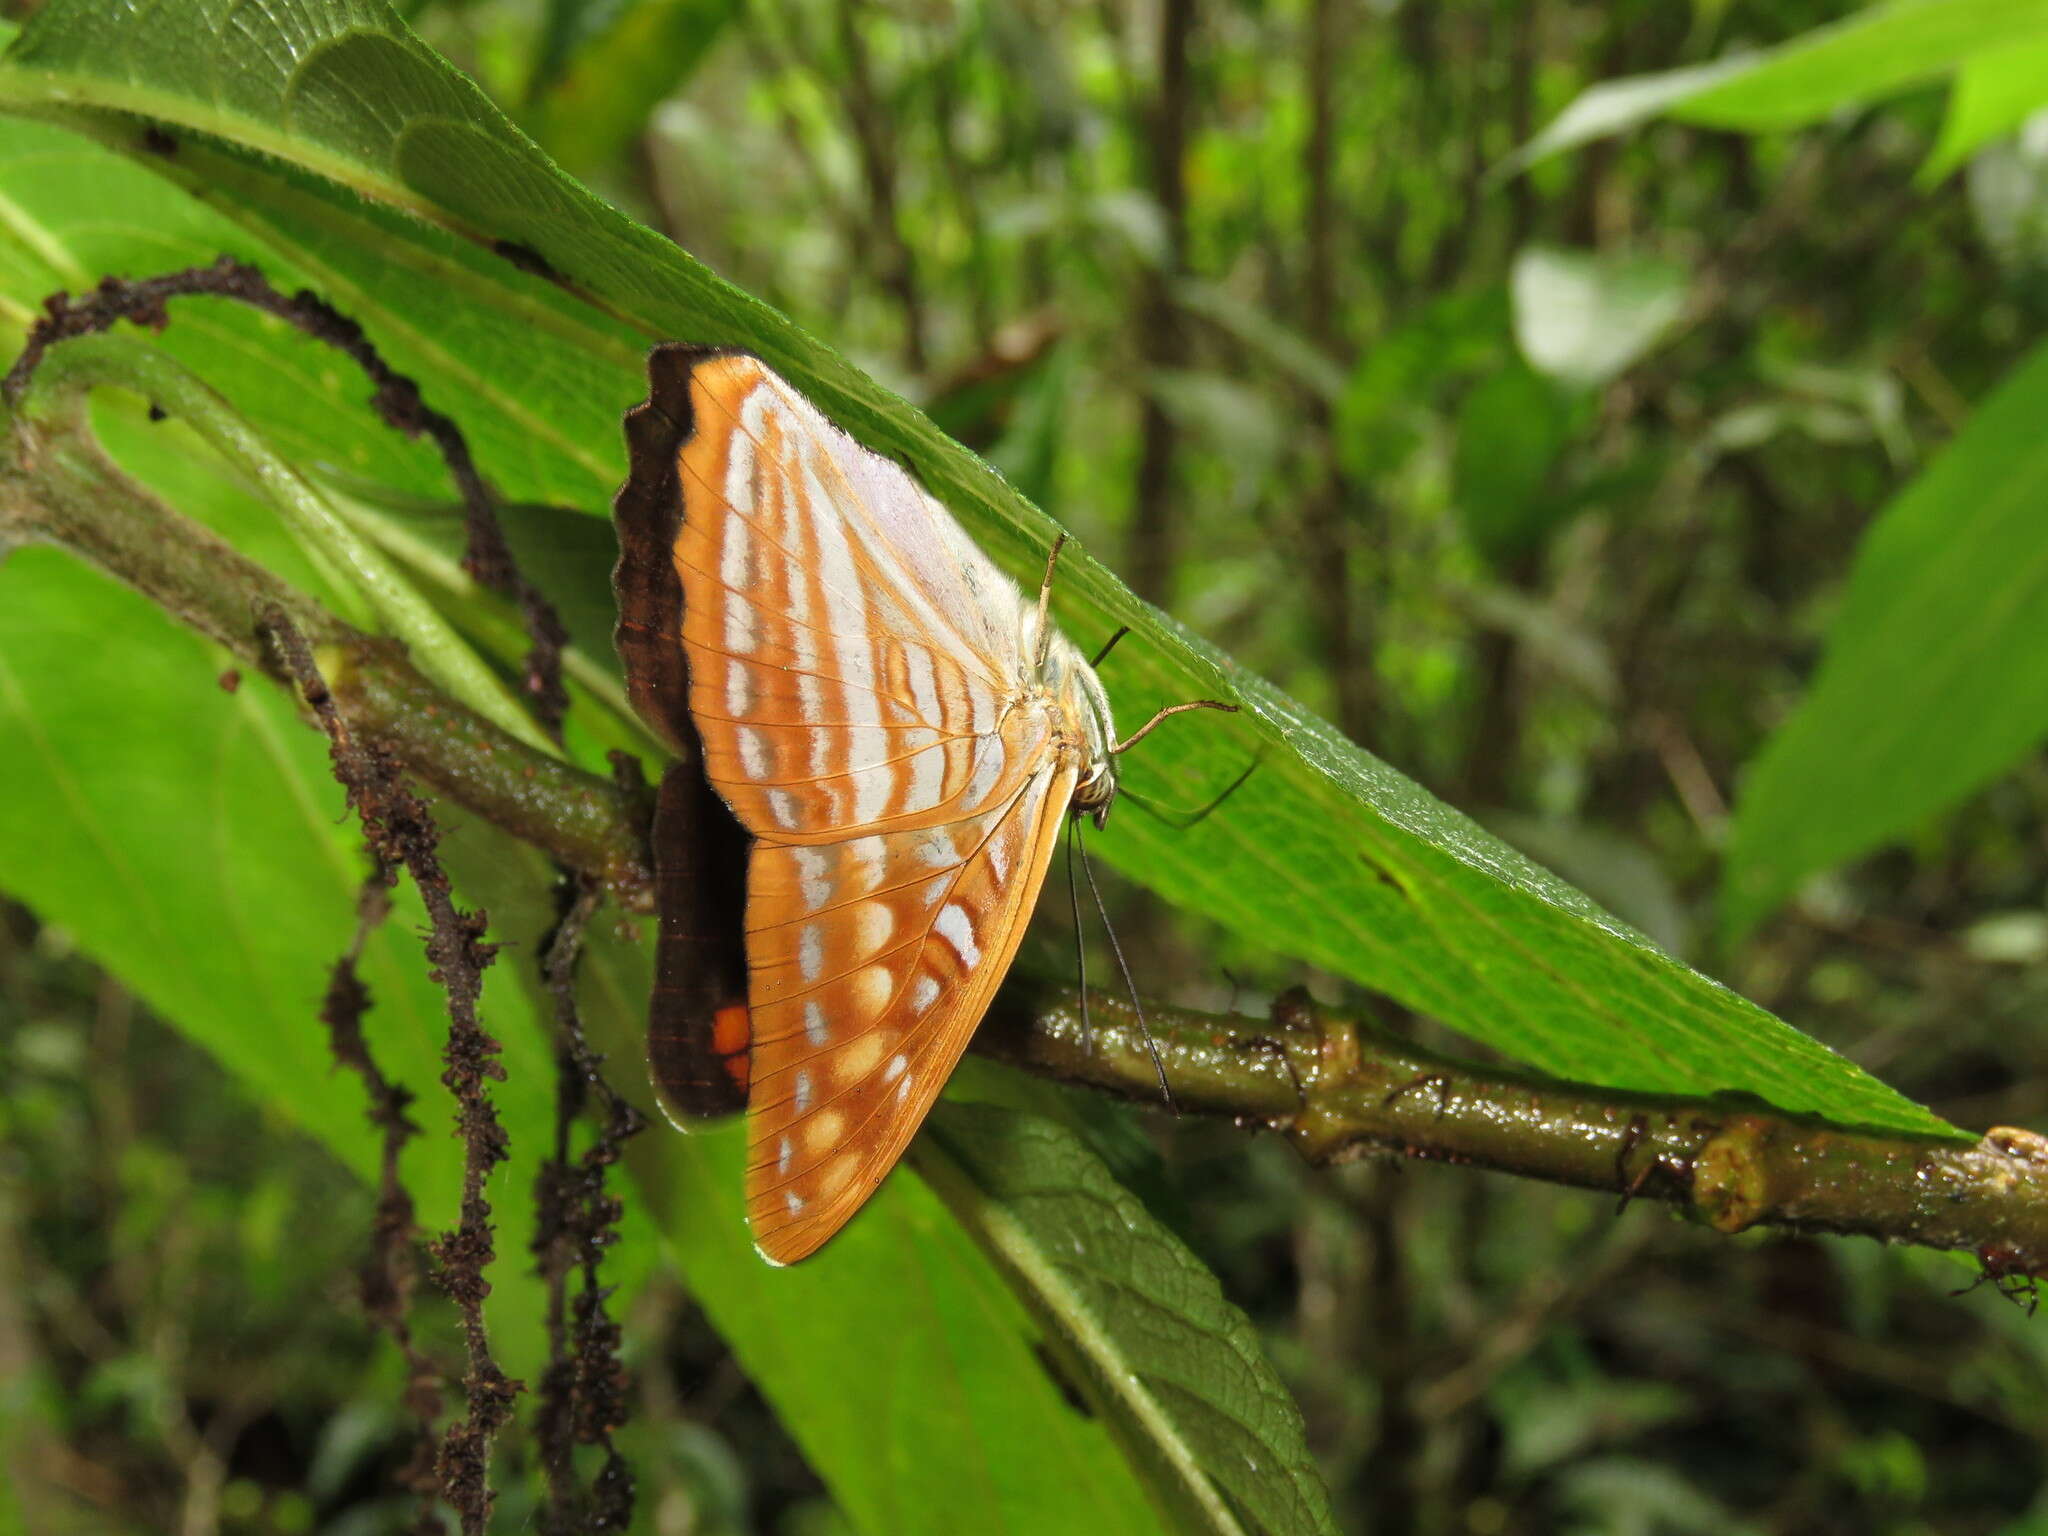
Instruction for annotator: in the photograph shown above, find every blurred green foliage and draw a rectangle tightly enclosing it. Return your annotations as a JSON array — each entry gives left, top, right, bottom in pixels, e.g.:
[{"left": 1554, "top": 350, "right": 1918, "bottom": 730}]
[{"left": 6, "top": 0, "right": 2048, "bottom": 1533}]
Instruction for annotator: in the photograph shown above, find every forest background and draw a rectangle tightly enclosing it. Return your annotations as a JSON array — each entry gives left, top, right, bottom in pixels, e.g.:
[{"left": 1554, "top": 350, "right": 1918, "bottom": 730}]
[{"left": 5, "top": 1, "right": 2048, "bottom": 1533}]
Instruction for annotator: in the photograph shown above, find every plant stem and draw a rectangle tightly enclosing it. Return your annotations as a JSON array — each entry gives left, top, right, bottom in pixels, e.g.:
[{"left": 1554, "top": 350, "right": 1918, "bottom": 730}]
[
  {"left": 977, "top": 982, "right": 2045, "bottom": 1276},
  {"left": 18, "top": 333, "right": 555, "bottom": 754},
  {"left": 0, "top": 408, "right": 649, "bottom": 902}
]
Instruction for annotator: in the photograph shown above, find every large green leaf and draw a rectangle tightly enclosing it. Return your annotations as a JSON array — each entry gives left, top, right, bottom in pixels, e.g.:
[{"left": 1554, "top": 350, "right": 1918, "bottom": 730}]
[
  {"left": 0, "top": 543, "right": 570, "bottom": 1386},
  {"left": 1514, "top": 0, "right": 2048, "bottom": 171},
  {"left": 0, "top": 113, "right": 1171, "bottom": 1534},
  {"left": 1722, "top": 338, "right": 2048, "bottom": 939},
  {"left": 920, "top": 1105, "right": 1339, "bottom": 1536},
  {"left": 0, "top": 2, "right": 1950, "bottom": 1132}
]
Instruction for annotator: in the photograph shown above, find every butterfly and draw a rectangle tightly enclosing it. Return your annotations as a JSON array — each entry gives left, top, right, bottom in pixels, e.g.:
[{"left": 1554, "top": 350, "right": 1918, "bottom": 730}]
[{"left": 614, "top": 346, "right": 1232, "bottom": 1264}]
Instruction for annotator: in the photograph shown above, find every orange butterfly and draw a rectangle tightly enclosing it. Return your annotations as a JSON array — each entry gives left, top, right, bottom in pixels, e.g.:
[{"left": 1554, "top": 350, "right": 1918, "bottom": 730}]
[{"left": 615, "top": 347, "right": 1229, "bottom": 1264}]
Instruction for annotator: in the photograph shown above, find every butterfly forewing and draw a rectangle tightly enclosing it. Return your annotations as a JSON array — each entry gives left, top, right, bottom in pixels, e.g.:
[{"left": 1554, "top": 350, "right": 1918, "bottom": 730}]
[{"left": 669, "top": 351, "right": 1092, "bottom": 1264}]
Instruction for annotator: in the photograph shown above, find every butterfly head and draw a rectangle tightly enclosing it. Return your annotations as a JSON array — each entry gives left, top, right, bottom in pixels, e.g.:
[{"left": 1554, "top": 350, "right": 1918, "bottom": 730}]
[
  {"left": 1074, "top": 756, "right": 1118, "bottom": 828},
  {"left": 1066, "top": 650, "right": 1121, "bottom": 828}
]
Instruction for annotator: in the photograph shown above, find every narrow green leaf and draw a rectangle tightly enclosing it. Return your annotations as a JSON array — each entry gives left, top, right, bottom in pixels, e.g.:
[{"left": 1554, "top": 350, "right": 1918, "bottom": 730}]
[
  {"left": 1509, "top": 56, "right": 1756, "bottom": 173},
  {"left": 1921, "top": 37, "right": 2048, "bottom": 183},
  {"left": 919, "top": 1105, "right": 1338, "bottom": 1536},
  {"left": 1722, "top": 338, "right": 2048, "bottom": 938},
  {"left": 0, "top": 0, "right": 1953, "bottom": 1137},
  {"left": 1513, "top": 0, "right": 2048, "bottom": 171}
]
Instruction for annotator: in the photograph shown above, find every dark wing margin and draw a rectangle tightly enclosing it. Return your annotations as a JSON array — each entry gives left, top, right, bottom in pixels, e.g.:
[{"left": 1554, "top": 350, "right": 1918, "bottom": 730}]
[
  {"left": 615, "top": 342, "right": 738, "bottom": 757},
  {"left": 647, "top": 763, "right": 751, "bottom": 1121},
  {"left": 613, "top": 344, "right": 758, "bottom": 1121}
]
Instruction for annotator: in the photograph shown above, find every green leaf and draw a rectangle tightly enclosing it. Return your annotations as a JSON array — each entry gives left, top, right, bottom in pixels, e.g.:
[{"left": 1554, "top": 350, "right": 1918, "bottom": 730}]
[
  {"left": 1922, "top": 36, "right": 2048, "bottom": 182},
  {"left": 1510, "top": 246, "right": 1687, "bottom": 393},
  {"left": 918, "top": 1105, "right": 1338, "bottom": 1536},
  {"left": 1513, "top": 0, "right": 2048, "bottom": 170},
  {"left": 0, "top": 539, "right": 573, "bottom": 1388},
  {"left": 524, "top": 0, "right": 741, "bottom": 175},
  {"left": 1722, "top": 338, "right": 2048, "bottom": 938},
  {"left": 0, "top": 0, "right": 1951, "bottom": 1137}
]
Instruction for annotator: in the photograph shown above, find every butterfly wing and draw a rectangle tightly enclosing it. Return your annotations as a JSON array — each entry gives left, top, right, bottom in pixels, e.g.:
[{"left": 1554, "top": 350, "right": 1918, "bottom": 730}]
[
  {"left": 744, "top": 758, "right": 1076, "bottom": 1261},
  {"left": 668, "top": 350, "right": 1076, "bottom": 1262},
  {"left": 673, "top": 355, "right": 1053, "bottom": 842}
]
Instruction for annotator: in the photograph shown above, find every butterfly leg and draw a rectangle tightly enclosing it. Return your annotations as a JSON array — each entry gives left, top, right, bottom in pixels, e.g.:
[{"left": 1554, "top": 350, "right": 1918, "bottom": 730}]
[
  {"left": 1074, "top": 821, "right": 1177, "bottom": 1112},
  {"left": 1119, "top": 751, "right": 1264, "bottom": 831}
]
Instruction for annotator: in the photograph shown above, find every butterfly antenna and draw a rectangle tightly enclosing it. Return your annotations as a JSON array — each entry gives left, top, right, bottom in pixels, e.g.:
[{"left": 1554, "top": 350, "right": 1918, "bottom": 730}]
[
  {"left": 1090, "top": 625, "right": 1131, "bottom": 669},
  {"left": 1077, "top": 827, "right": 1176, "bottom": 1112},
  {"left": 1118, "top": 751, "right": 1264, "bottom": 831},
  {"left": 1065, "top": 817, "right": 1093, "bottom": 1057},
  {"left": 1034, "top": 533, "right": 1067, "bottom": 673},
  {"left": 1112, "top": 698, "right": 1238, "bottom": 756}
]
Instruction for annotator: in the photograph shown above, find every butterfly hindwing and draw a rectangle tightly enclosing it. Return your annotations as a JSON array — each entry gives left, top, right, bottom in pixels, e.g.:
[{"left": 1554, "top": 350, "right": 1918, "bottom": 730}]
[{"left": 742, "top": 760, "right": 1076, "bottom": 1263}]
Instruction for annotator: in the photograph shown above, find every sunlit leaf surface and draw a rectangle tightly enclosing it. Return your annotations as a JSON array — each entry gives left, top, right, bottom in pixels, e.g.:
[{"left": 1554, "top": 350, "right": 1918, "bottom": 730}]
[{"left": 1723, "top": 338, "right": 2048, "bottom": 938}]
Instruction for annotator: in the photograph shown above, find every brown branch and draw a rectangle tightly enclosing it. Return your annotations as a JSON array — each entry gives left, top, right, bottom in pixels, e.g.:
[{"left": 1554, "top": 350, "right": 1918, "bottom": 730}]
[
  {"left": 1296, "top": 0, "right": 1373, "bottom": 745},
  {"left": 830, "top": 0, "right": 928, "bottom": 374},
  {"left": 1126, "top": 0, "right": 1194, "bottom": 609}
]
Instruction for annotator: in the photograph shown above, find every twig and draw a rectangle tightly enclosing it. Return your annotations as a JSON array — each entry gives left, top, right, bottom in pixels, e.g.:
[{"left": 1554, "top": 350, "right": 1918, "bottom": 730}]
[
  {"left": 264, "top": 609, "right": 520, "bottom": 1536},
  {"left": 321, "top": 864, "right": 448, "bottom": 1534},
  {"left": 829, "top": 0, "right": 928, "bottom": 372},
  {"left": 977, "top": 983, "right": 2048, "bottom": 1285},
  {"left": 532, "top": 873, "right": 646, "bottom": 1535}
]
